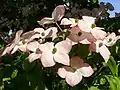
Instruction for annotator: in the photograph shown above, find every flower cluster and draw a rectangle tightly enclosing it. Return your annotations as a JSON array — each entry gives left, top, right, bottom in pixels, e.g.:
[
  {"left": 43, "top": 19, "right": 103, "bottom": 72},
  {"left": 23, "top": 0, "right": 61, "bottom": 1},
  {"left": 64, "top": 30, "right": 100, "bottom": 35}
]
[{"left": 1, "top": 5, "right": 120, "bottom": 86}]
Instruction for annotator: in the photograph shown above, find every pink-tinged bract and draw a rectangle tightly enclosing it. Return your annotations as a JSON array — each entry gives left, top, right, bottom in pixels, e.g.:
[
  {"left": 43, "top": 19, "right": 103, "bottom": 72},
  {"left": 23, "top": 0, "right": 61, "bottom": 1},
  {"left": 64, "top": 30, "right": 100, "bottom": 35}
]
[
  {"left": 2, "top": 30, "right": 23, "bottom": 55},
  {"left": 28, "top": 53, "right": 41, "bottom": 63},
  {"left": 52, "top": 5, "right": 65, "bottom": 21},
  {"left": 78, "top": 16, "right": 95, "bottom": 32},
  {"left": 41, "top": 52, "right": 55, "bottom": 67},
  {"left": 37, "top": 17, "right": 54, "bottom": 26},
  {"left": 37, "top": 5, "right": 65, "bottom": 26},
  {"left": 39, "top": 40, "right": 72, "bottom": 67},
  {"left": 68, "top": 26, "right": 95, "bottom": 43},
  {"left": 91, "top": 27, "right": 106, "bottom": 40},
  {"left": 57, "top": 56, "right": 94, "bottom": 86},
  {"left": 27, "top": 41, "right": 40, "bottom": 52},
  {"left": 104, "top": 32, "right": 120, "bottom": 46},
  {"left": 89, "top": 40, "right": 110, "bottom": 62},
  {"left": 60, "top": 18, "right": 72, "bottom": 25}
]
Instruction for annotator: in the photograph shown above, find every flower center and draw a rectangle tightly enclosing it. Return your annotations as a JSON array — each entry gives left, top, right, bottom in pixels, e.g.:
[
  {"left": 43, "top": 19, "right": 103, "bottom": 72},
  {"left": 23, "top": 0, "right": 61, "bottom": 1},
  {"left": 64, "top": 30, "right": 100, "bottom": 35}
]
[
  {"left": 36, "top": 48, "right": 42, "bottom": 54},
  {"left": 22, "top": 39, "right": 26, "bottom": 44},
  {"left": 72, "top": 67, "right": 77, "bottom": 72},
  {"left": 99, "top": 42, "right": 103, "bottom": 47},
  {"left": 75, "top": 19, "right": 79, "bottom": 23},
  {"left": 52, "top": 48, "right": 57, "bottom": 54},
  {"left": 91, "top": 24, "right": 96, "bottom": 28},
  {"left": 108, "top": 38, "right": 112, "bottom": 42},
  {"left": 41, "top": 32, "right": 45, "bottom": 36},
  {"left": 78, "top": 32, "right": 82, "bottom": 36}
]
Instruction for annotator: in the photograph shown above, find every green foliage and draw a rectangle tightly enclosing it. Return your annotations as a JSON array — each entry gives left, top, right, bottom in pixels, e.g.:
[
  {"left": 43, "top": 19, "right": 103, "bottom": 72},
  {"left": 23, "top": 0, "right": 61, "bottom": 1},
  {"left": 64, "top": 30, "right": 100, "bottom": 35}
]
[
  {"left": 69, "top": 44, "right": 89, "bottom": 59},
  {"left": 90, "top": 0, "right": 98, "bottom": 4},
  {"left": 75, "top": 44, "right": 89, "bottom": 58},
  {"left": 103, "top": 56, "right": 118, "bottom": 76},
  {"left": 88, "top": 86, "right": 99, "bottom": 90},
  {"left": 105, "top": 76, "right": 120, "bottom": 90},
  {"left": 0, "top": 0, "right": 63, "bottom": 32},
  {"left": 97, "top": 17, "right": 120, "bottom": 32}
]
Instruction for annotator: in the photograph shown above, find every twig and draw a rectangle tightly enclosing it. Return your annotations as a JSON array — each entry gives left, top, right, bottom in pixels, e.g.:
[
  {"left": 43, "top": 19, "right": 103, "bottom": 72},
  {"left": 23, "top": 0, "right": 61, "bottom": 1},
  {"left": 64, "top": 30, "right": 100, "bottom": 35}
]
[{"left": 55, "top": 22, "right": 63, "bottom": 32}]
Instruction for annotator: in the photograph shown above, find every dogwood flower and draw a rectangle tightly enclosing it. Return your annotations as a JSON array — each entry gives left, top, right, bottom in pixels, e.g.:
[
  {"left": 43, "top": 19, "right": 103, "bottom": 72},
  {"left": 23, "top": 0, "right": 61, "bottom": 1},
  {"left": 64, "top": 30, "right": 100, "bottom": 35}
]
[
  {"left": 47, "top": 27, "right": 58, "bottom": 40},
  {"left": 103, "top": 32, "right": 120, "bottom": 46},
  {"left": 39, "top": 40, "right": 72, "bottom": 67},
  {"left": 13, "top": 30, "right": 38, "bottom": 53},
  {"left": 34, "top": 28, "right": 52, "bottom": 39},
  {"left": 89, "top": 40, "right": 110, "bottom": 62},
  {"left": 2, "top": 30, "right": 23, "bottom": 56},
  {"left": 27, "top": 41, "right": 42, "bottom": 62},
  {"left": 78, "top": 16, "right": 106, "bottom": 40},
  {"left": 2, "top": 30, "right": 42, "bottom": 56},
  {"left": 91, "top": 27, "right": 107, "bottom": 40},
  {"left": 60, "top": 18, "right": 79, "bottom": 27},
  {"left": 57, "top": 56, "right": 94, "bottom": 87},
  {"left": 37, "top": 5, "right": 65, "bottom": 26},
  {"left": 68, "top": 26, "right": 96, "bottom": 44},
  {"left": 78, "top": 16, "right": 96, "bottom": 32},
  {"left": 28, "top": 27, "right": 58, "bottom": 42},
  {"left": 17, "top": 31, "right": 37, "bottom": 52},
  {"left": 60, "top": 17, "right": 92, "bottom": 28}
]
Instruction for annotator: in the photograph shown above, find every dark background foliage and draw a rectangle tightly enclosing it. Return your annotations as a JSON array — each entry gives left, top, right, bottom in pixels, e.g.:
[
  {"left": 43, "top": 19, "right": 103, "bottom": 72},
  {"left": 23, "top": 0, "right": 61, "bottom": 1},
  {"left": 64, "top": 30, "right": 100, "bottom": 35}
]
[
  {"left": 0, "top": 0, "right": 119, "bottom": 32},
  {"left": 0, "top": 0, "right": 63, "bottom": 32}
]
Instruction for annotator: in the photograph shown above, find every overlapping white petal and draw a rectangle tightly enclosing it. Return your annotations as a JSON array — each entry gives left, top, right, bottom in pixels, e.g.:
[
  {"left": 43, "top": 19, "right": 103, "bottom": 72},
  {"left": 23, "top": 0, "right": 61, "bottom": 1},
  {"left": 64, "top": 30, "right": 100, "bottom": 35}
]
[
  {"left": 104, "top": 32, "right": 120, "bottom": 46},
  {"left": 28, "top": 53, "right": 41, "bottom": 63},
  {"left": 57, "top": 56, "right": 94, "bottom": 86},
  {"left": 39, "top": 40, "right": 72, "bottom": 67},
  {"left": 41, "top": 52, "right": 55, "bottom": 67}
]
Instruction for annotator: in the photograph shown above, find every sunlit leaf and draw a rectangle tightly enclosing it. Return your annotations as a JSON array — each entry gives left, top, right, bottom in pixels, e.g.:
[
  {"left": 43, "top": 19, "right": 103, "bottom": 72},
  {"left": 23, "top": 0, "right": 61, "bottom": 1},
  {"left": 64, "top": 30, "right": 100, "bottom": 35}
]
[
  {"left": 88, "top": 86, "right": 99, "bottom": 90},
  {"left": 11, "top": 69, "right": 18, "bottom": 79}
]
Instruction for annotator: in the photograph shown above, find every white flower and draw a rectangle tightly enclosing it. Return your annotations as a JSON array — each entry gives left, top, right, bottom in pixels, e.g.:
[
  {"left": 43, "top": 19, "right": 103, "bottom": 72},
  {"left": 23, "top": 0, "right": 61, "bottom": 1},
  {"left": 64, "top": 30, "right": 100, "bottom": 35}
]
[
  {"left": 37, "top": 5, "right": 65, "bottom": 26},
  {"left": 91, "top": 27, "right": 106, "bottom": 40},
  {"left": 27, "top": 41, "right": 42, "bottom": 63},
  {"left": 89, "top": 40, "right": 110, "bottom": 62},
  {"left": 39, "top": 40, "right": 72, "bottom": 67},
  {"left": 2, "top": 30, "right": 23, "bottom": 56},
  {"left": 60, "top": 18, "right": 79, "bottom": 27},
  {"left": 104, "top": 32, "right": 120, "bottom": 46},
  {"left": 78, "top": 16, "right": 96, "bottom": 32},
  {"left": 57, "top": 56, "right": 94, "bottom": 87}
]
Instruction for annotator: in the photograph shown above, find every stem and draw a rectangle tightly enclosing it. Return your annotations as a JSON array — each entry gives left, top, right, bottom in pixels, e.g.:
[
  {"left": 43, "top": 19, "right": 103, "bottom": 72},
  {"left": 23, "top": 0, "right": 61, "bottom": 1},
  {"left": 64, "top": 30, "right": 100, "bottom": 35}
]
[
  {"left": 55, "top": 22, "right": 63, "bottom": 32},
  {"left": 94, "top": 66, "right": 104, "bottom": 76}
]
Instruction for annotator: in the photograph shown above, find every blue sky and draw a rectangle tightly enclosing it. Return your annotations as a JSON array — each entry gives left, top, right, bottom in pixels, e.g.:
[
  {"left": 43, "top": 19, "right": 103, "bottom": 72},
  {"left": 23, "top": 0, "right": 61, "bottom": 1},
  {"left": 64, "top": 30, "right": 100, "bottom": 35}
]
[{"left": 99, "top": 0, "right": 120, "bottom": 17}]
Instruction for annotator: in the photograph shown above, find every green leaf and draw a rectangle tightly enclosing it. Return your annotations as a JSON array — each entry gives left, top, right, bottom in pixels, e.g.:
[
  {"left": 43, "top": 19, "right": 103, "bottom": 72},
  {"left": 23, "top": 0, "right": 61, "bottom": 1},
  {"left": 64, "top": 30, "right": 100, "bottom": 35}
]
[
  {"left": 106, "top": 56, "right": 117, "bottom": 76},
  {"left": 114, "top": 77, "right": 120, "bottom": 90},
  {"left": 22, "top": 59, "right": 35, "bottom": 71},
  {"left": 92, "top": 0, "right": 97, "bottom": 3},
  {"left": 2, "top": 77, "right": 11, "bottom": 82},
  {"left": 34, "top": 84, "right": 46, "bottom": 90},
  {"left": 0, "top": 71, "right": 3, "bottom": 81},
  {"left": 11, "top": 69, "right": 18, "bottom": 79},
  {"left": 100, "top": 78, "right": 106, "bottom": 85},
  {"left": 88, "top": 86, "right": 99, "bottom": 90},
  {"left": 105, "top": 76, "right": 120, "bottom": 90},
  {"left": 75, "top": 44, "right": 89, "bottom": 58},
  {"left": 27, "top": 61, "right": 44, "bottom": 89},
  {"left": 105, "top": 76, "right": 116, "bottom": 90},
  {"left": 13, "top": 73, "right": 30, "bottom": 90},
  {"left": 0, "top": 82, "right": 4, "bottom": 90},
  {"left": 116, "top": 64, "right": 119, "bottom": 76},
  {"left": 116, "top": 46, "right": 119, "bottom": 53}
]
